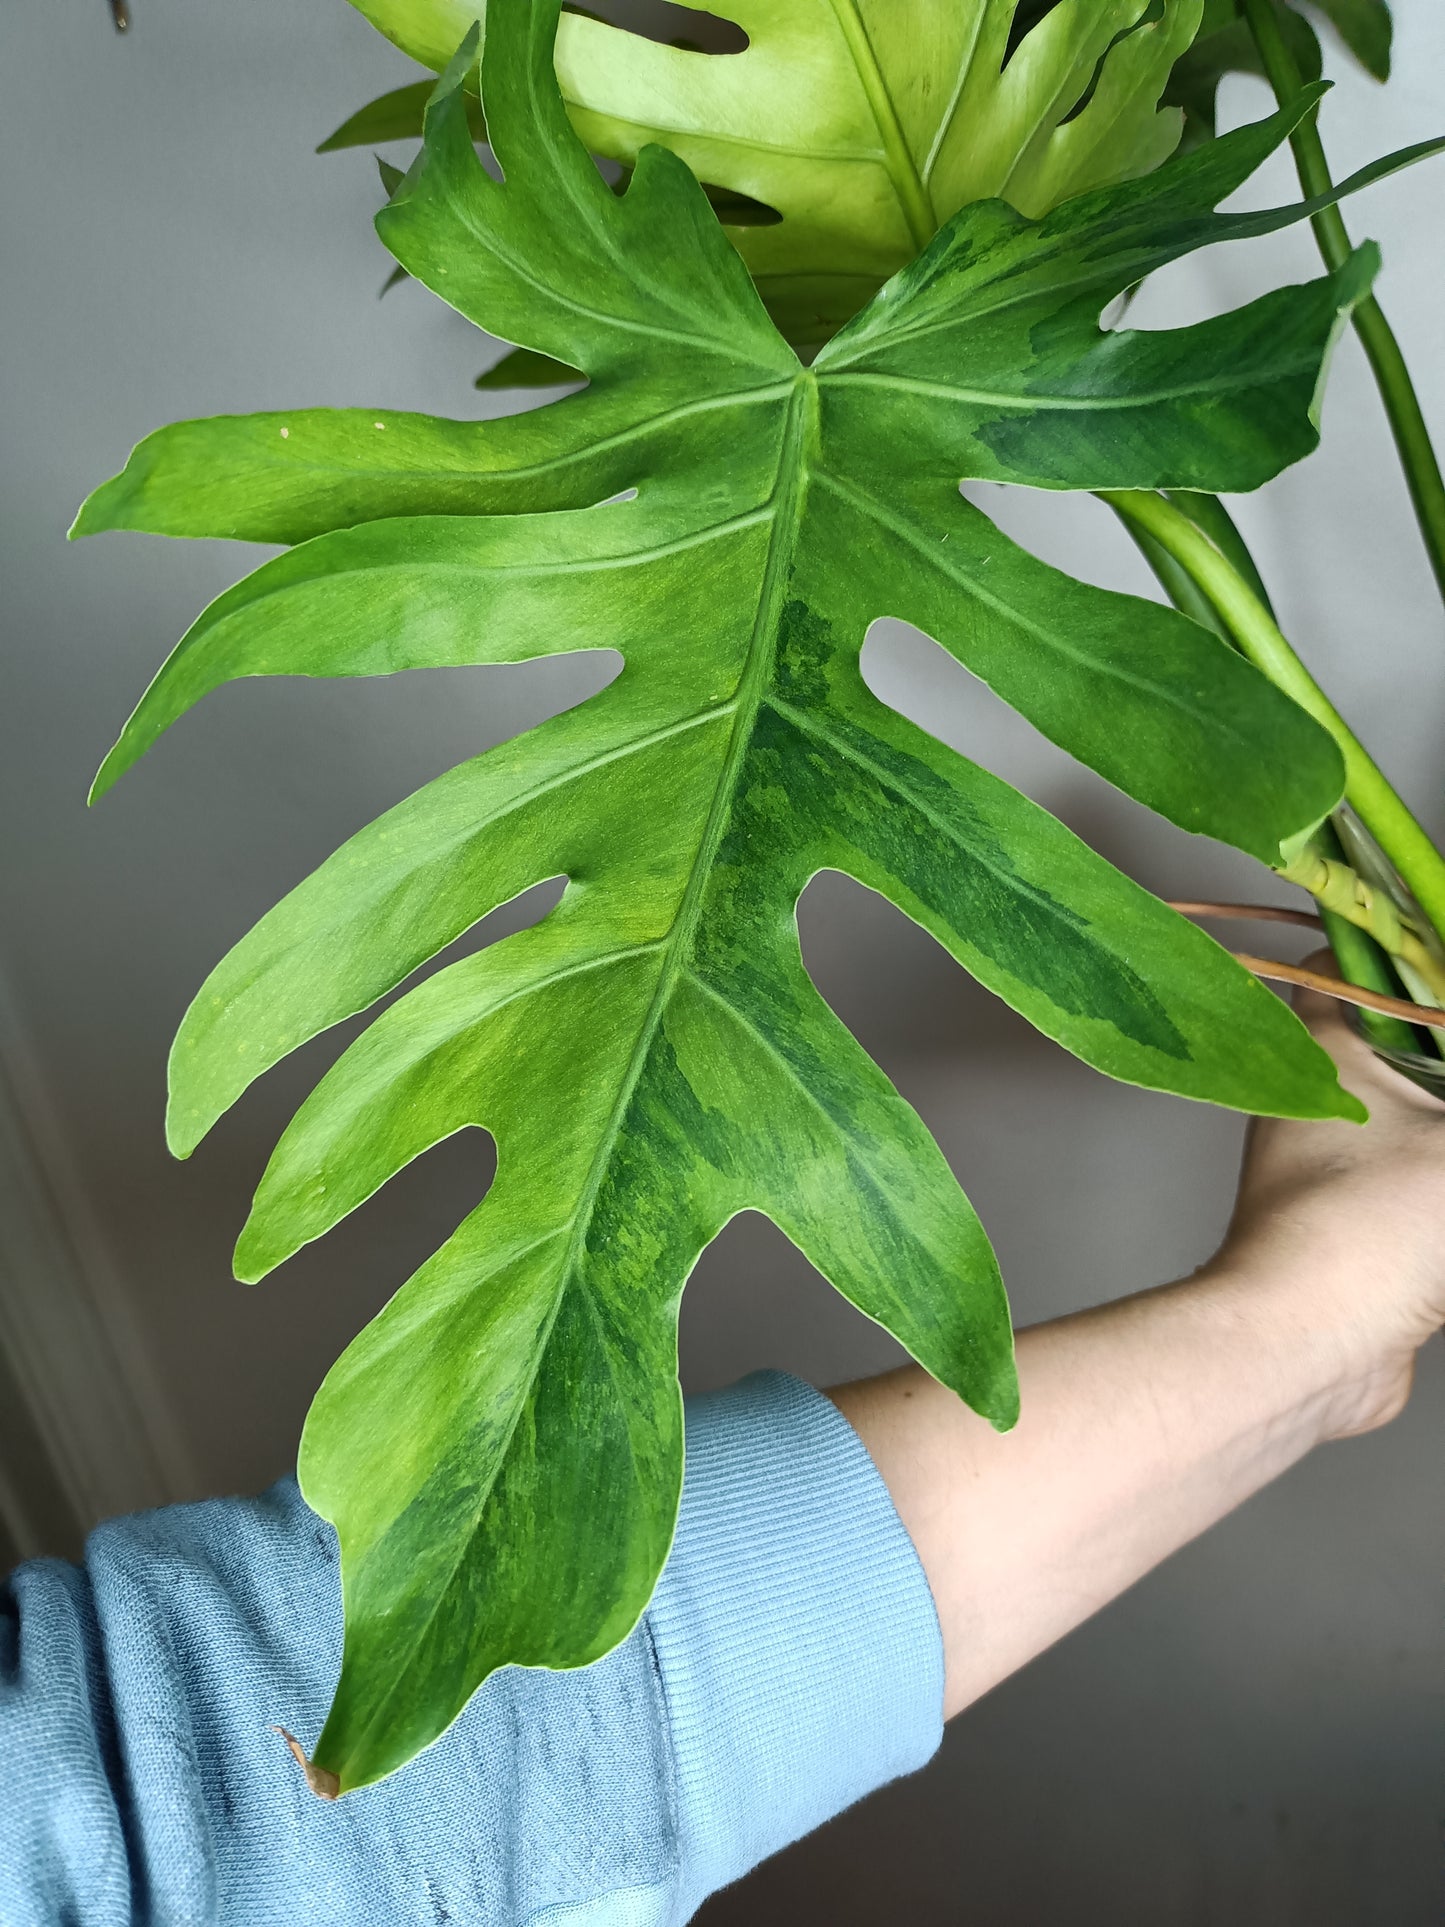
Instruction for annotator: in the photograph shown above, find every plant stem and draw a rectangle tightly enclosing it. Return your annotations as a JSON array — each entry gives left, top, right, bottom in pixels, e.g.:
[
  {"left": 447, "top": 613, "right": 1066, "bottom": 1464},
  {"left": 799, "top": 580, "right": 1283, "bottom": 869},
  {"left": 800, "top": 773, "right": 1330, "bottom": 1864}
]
[
  {"left": 1241, "top": 0, "right": 1445, "bottom": 608},
  {"left": 1101, "top": 487, "right": 1445, "bottom": 948},
  {"left": 1123, "top": 493, "right": 1277, "bottom": 645},
  {"left": 1276, "top": 839, "right": 1445, "bottom": 1002},
  {"left": 1304, "top": 821, "right": 1435, "bottom": 1052},
  {"left": 1118, "top": 490, "right": 1443, "bottom": 1054},
  {"left": 1312, "top": 916, "right": 1422, "bottom": 1052},
  {"left": 1232, "top": 950, "right": 1445, "bottom": 1033},
  {"left": 1120, "top": 520, "right": 1228, "bottom": 640},
  {"left": 1161, "top": 492, "right": 1275, "bottom": 613}
]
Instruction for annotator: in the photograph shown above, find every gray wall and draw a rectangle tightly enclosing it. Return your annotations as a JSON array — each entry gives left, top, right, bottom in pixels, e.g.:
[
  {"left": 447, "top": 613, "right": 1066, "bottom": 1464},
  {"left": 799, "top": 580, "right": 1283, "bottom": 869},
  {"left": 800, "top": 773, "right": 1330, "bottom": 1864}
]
[{"left": 3, "top": 3, "right": 1442, "bottom": 1920}]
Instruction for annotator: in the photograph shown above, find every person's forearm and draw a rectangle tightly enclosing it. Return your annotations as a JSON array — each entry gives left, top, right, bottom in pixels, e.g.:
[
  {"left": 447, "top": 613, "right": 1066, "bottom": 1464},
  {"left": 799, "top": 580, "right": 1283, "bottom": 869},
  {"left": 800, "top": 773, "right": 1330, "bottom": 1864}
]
[{"left": 829, "top": 1253, "right": 1372, "bottom": 1721}]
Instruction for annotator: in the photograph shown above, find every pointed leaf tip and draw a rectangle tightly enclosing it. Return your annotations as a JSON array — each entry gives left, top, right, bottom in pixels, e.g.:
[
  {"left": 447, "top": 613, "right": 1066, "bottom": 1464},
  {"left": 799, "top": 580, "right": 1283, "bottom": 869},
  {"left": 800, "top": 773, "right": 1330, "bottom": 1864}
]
[
  {"left": 87, "top": 757, "right": 121, "bottom": 807},
  {"left": 164, "top": 1108, "right": 204, "bottom": 1163},
  {"left": 272, "top": 1727, "right": 341, "bottom": 1800},
  {"left": 70, "top": 474, "right": 123, "bottom": 541},
  {"left": 986, "top": 1370, "right": 1020, "bottom": 1435},
  {"left": 232, "top": 1219, "right": 273, "bottom": 1285},
  {"left": 1338, "top": 1085, "right": 1370, "bottom": 1126}
]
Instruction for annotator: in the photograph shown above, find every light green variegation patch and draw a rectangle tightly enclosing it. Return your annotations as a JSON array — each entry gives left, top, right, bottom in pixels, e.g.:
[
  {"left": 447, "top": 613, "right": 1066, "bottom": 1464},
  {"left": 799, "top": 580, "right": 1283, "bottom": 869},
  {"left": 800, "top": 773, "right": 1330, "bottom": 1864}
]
[
  {"left": 333, "top": 0, "right": 1203, "bottom": 341},
  {"left": 79, "top": 0, "right": 1381, "bottom": 1789}
]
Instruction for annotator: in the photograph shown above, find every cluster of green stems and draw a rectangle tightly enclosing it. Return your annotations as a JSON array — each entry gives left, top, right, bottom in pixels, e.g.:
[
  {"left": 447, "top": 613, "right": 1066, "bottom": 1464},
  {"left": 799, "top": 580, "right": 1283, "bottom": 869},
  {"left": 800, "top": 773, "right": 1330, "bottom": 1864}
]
[{"left": 1107, "top": 0, "right": 1445, "bottom": 1062}]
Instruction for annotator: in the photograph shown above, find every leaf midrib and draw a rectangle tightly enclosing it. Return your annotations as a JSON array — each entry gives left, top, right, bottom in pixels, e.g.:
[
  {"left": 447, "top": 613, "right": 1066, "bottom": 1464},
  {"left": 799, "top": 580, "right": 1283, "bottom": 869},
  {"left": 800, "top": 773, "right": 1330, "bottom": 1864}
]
[
  {"left": 501, "top": 381, "right": 817, "bottom": 1586},
  {"left": 547, "top": 374, "right": 817, "bottom": 1299},
  {"left": 823, "top": 0, "right": 936, "bottom": 251},
  {"left": 218, "top": 383, "right": 795, "bottom": 498},
  {"left": 818, "top": 220, "right": 1236, "bottom": 370},
  {"left": 341, "top": 379, "right": 818, "bottom": 1775},
  {"left": 820, "top": 362, "right": 1316, "bottom": 412}
]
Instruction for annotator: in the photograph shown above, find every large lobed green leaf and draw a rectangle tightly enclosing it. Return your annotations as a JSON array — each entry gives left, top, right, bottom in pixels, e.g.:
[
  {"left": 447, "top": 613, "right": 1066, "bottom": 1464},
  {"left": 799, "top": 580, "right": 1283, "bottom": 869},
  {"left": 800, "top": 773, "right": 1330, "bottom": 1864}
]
[
  {"left": 329, "top": 3, "right": 1397, "bottom": 337},
  {"left": 332, "top": 0, "right": 1205, "bottom": 341},
  {"left": 77, "top": 1, "right": 1382, "bottom": 1788}
]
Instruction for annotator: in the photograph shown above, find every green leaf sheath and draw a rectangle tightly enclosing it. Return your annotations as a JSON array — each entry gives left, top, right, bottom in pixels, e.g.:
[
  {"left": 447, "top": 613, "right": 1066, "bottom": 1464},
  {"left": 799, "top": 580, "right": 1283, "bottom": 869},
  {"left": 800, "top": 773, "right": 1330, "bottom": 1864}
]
[
  {"left": 77, "top": 8, "right": 1373, "bottom": 1789},
  {"left": 342, "top": 0, "right": 1203, "bottom": 341}
]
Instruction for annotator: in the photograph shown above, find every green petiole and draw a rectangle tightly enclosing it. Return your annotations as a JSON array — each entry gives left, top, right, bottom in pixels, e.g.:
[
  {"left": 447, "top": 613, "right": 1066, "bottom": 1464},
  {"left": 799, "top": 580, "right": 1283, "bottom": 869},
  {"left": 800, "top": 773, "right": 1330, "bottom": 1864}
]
[
  {"left": 1117, "top": 489, "right": 1442, "bottom": 1052},
  {"left": 1303, "top": 819, "right": 1440, "bottom": 1055},
  {"left": 1241, "top": 0, "right": 1445, "bottom": 612},
  {"left": 1101, "top": 487, "right": 1445, "bottom": 957}
]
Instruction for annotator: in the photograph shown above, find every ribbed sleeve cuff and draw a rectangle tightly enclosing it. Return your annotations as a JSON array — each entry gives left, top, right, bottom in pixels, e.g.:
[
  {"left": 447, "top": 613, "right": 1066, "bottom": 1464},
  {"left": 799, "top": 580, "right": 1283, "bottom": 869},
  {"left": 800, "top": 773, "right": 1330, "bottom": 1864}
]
[{"left": 650, "top": 1371, "right": 944, "bottom": 1919}]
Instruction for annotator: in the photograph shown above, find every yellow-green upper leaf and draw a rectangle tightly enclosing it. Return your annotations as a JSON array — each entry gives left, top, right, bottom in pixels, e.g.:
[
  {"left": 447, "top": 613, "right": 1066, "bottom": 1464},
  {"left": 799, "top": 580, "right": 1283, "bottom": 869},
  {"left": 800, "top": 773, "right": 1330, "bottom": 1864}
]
[{"left": 347, "top": 0, "right": 1202, "bottom": 338}]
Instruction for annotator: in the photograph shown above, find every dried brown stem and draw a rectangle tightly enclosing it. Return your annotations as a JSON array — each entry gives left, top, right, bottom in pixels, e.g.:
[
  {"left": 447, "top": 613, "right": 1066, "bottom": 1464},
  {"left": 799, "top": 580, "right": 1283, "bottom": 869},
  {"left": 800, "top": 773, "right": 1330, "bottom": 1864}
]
[
  {"left": 1230, "top": 954, "right": 1445, "bottom": 1031},
  {"left": 271, "top": 1726, "right": 341, "bottom": 1800},
  {"left": 1166, "top": 900, "right": 1324, "bottom": 931}
]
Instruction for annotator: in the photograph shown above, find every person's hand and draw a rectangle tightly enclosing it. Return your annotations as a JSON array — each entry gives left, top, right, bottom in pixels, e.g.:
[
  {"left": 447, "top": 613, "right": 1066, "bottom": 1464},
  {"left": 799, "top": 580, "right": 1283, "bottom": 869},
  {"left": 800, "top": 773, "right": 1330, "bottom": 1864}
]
[
  {"left": 833, "top": 952, "right": 1445, "bottom": 1717},
  {"left": 1220, "top": 955, "right": 1445, "bottom": 1438}
]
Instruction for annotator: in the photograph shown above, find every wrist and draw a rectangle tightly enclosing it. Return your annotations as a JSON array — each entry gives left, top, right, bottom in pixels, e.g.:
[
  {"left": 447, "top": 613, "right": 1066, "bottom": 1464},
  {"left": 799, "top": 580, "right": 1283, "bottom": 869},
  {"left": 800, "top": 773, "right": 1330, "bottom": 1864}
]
[{"left": 1195, "top": 1243, "right": 1416, "bottom": 1443}]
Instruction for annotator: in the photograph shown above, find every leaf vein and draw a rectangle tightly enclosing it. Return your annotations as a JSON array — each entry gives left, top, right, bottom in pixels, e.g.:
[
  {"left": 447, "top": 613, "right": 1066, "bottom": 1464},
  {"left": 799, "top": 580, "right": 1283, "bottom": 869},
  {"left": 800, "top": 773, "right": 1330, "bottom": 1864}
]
[{"left": 812, "top": 467, "right": 1252, "bottom": 739}]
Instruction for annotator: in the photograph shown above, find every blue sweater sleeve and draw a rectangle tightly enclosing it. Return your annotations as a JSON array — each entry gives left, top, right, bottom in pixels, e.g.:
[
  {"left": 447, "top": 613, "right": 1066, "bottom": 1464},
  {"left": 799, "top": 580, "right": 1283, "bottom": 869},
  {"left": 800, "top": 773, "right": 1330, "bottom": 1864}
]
[{"left": 0, "top": 1371, "right": 943, "bottom": 1925}]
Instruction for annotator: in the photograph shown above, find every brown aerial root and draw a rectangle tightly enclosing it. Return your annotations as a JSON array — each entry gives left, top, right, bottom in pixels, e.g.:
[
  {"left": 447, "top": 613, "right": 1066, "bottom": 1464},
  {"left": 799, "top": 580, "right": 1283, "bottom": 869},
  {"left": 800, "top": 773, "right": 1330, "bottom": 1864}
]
[
  {"left": 271, "top": 1726, "right": 341, "bottom": 1801},
  {"left": 1228, "top": 953, "right": 1445, "bottom": 1031},
  {"left": 1166, "top": 901, "right": 1445, "bottom": 1032},
  {"left": 1166, "top": 900, "right": 1324, "bottom": 930}
]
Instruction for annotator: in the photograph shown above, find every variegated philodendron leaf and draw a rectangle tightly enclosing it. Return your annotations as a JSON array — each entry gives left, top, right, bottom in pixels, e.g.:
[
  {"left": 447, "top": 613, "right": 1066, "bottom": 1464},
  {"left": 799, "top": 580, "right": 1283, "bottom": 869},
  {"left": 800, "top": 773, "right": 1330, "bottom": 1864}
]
[
  {"left": 78, "top": 0, "right": 1380, "bottom": 1788},
  {"left": 330, "top": 0, "right": 1205, "bottom": 343}
]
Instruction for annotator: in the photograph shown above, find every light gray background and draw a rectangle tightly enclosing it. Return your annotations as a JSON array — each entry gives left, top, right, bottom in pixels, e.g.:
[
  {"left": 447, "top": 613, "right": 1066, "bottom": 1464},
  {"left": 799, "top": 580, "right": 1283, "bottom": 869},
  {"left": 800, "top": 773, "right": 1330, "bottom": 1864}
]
[{"left": 3, "top": 3, "right": 1443, "bottom": 1920}]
